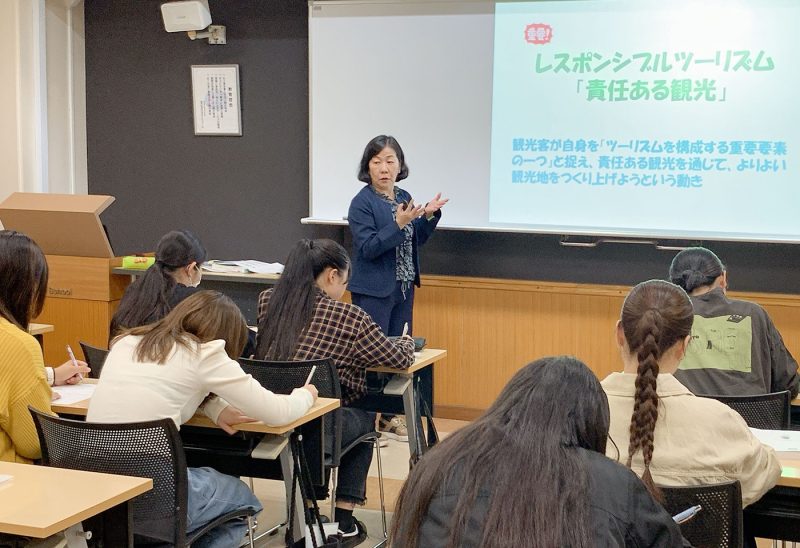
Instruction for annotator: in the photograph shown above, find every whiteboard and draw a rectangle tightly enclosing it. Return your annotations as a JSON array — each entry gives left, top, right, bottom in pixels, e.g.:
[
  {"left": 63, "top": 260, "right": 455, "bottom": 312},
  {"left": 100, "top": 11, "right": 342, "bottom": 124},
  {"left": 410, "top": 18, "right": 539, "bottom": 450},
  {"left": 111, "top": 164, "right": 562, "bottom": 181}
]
[{"left": 308, "top": 0, "right": 800, "bottom": 243}]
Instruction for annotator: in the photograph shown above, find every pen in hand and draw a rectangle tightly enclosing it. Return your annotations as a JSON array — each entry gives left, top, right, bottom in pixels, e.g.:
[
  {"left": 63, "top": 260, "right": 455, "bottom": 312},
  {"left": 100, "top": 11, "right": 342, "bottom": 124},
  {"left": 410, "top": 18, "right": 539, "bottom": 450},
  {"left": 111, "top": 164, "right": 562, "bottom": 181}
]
[
  {"left": 672, "top": 504, "right": 701, "bottom": 524},
  {"left": 304, "top": 365, "right": 317, "bottom": 386},
  {"left": 65, "top": 344, "right": 83, "bottom": 382}
]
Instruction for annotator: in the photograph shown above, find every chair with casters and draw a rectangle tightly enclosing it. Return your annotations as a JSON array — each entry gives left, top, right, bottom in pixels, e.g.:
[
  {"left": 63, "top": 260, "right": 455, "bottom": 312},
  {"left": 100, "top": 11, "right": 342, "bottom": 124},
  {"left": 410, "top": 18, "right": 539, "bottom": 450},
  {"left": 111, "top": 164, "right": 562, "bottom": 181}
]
[
  {"left": 697, "top": 391, "right": 791, "bottom": 430},
  {"left": 29, "top": 407, "right": 256, "bottom": 547},
  {"left": 659, "top": 480, "right": 743, "bottom": 548},
  {"left": 78, "top": 341, "right": 109, "bottom": 379},
  {"left": 238, "top": 357, "right": 389, "bottom": 547}
]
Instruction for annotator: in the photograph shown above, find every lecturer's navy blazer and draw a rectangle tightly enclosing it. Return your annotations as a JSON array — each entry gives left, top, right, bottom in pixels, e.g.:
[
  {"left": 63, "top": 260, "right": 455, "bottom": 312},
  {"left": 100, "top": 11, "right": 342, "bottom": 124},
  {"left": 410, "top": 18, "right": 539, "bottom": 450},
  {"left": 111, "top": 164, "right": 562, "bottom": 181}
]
[{"left": 347, "top": 185, "right": 441, "bottom": 298}]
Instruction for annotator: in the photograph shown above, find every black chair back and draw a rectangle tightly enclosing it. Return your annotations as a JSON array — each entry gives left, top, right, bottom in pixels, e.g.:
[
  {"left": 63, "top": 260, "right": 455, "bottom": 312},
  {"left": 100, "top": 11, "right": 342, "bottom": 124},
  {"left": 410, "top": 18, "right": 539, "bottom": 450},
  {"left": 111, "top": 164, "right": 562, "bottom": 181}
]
[
  {"left": 660, "top": 480, "right": 743, "bottom": 548},
  {"left": 238, "top": 357, "right": 344, "bottom": 465},
  {"left": 698, "top": 391, "right": 791, "bottom": 429},
  {"left": 79, "top": 341, "right": 109, "bottom": 379},
  {"left": 29, "top": 407, "right": 188, "bottom": 545}
]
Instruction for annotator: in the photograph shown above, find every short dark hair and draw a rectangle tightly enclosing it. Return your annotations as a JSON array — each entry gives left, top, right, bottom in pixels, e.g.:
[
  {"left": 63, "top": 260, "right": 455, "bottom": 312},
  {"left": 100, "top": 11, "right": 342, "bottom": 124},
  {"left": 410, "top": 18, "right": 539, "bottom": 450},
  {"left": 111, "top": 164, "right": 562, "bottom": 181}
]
[
  {"left": 668, "top": 247, "right": 725, "bottom": 293},
  {"left": 0, "top": 230, "right": 49, "bottom": 329},
  {"left": 357, "top": 135, "right": 409, "bottom": 183}
]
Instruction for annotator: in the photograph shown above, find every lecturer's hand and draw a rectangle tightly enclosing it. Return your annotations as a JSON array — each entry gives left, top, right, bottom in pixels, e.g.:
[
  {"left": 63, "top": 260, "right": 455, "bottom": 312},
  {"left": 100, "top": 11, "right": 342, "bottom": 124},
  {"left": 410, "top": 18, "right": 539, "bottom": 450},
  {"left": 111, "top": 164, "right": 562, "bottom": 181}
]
[
  {"left": 53, "top": 360, "right": 91, "bottom": 385},
  {"left": 396, "top": 199, "right": 424, "bottom": 228},
  {"left": 216, "top": 405, "right": 257, "bottom": 435},
  {"left": 424, "top": 193, "right": 449, "bottom": 217}
]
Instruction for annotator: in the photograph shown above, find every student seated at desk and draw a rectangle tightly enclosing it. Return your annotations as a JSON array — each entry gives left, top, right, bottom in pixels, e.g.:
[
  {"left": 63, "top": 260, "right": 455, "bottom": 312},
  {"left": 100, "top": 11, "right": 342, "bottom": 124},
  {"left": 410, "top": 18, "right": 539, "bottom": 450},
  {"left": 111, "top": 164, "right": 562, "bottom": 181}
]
[
  {"left": 0, "top": 230, "right": 89, "bottom": 463},
  {"left": 110, "top": 229, "right": 206, "bottom": 337},
  {"left": 88, "top": 291, "right": 318, "bottom": 548},
  {"left": 111, "top": 229, "right": 257, "bottom": 357},
  {"left": 668, "top": 247, "right": 800, "bottom": 399},
  {"left": 391, "top": 356, "right": 684, "bottom": 548},
  {"left": 602, "top": 280, "right": 781, "bottom": 508},
  {"left": 255, "top": 238, "right": 414, "bottom": 546}
]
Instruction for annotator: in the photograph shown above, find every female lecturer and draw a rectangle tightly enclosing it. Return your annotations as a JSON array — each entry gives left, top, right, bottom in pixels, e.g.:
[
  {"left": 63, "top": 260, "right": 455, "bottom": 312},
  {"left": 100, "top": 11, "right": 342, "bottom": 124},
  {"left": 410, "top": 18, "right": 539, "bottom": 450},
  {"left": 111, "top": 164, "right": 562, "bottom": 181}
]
[{"left": 347, "top": 135, "right": 448, "bottom": 438}]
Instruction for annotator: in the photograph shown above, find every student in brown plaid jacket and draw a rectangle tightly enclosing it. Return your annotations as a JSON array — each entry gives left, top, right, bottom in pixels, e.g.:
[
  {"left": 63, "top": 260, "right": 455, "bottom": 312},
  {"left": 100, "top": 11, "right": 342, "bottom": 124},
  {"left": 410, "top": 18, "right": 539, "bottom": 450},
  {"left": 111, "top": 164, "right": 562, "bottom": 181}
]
[{"left": 255, "top": 238, "right": 414, "bottom": 545}]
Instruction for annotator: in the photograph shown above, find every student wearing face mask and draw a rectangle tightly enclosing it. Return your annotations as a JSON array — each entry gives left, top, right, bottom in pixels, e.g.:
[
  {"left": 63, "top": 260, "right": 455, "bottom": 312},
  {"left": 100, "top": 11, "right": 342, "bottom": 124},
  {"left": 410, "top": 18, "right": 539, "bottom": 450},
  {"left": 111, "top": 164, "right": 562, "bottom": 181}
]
[{"left": 110, "top": 229, "right": 207, "bottom": 336}]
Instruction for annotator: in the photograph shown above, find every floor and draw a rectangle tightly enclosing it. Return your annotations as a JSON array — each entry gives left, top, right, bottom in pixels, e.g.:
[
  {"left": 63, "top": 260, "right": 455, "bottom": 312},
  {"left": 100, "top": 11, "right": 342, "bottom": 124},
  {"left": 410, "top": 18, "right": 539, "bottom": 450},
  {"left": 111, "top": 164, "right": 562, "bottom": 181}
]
[
  {"left": 244, "top": 417, "right": 782, "bottom": 548},
  {"left": 248, "top": 417, "right": 467, "bottom": 547}
]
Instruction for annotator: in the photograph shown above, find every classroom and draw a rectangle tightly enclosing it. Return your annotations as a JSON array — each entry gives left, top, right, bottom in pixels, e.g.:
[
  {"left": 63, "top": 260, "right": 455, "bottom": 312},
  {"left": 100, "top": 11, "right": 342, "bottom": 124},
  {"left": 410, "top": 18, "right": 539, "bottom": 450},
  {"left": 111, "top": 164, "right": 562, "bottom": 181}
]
[{"left": 1, "top": 1, "right": 799, "bottom": 547}]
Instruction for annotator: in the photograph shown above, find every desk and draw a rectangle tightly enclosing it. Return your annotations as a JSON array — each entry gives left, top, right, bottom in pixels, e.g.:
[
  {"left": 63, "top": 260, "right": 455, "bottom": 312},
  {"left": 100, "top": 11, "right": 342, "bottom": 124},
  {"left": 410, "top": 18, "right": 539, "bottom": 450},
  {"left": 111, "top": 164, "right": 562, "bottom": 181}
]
[
  {"left": 744, "top": 455, "right": 800, "bottom": 542},
  {"left": 28, "top": 323, "right": 54, "bottom": 351},
  {"left": 777, "top": 456, "right": 800, "bottom": 488},
  {"left": 0, "top": 461, "right": 151, "bottom": 544},
  {"left": 50, "top": 382, "right": 339, "bottom": 544},
  {"left": 368, "top": 348, "right": 447, "bottom": 464},
  {"left": 50, "top": 381, "right": 339, "bottom": 435}
]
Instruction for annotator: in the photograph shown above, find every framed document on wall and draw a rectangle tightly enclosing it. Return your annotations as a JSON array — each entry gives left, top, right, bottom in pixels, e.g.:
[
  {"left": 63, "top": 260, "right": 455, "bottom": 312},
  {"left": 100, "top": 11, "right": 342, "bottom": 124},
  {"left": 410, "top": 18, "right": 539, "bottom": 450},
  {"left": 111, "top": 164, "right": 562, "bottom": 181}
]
[{"left": 191, "top": 64, "right": 242, "bottom": 136}]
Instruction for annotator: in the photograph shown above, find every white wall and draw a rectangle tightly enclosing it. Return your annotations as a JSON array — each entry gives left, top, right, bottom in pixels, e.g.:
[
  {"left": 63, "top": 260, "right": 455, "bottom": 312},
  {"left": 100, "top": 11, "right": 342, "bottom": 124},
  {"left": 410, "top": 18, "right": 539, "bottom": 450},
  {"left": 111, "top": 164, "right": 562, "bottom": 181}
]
[
  {"left": 0, "top": 1, "right": 23, "bottom": 207},
  {"left": 0, "top": 0, "right": 87, "bottom": 220}
]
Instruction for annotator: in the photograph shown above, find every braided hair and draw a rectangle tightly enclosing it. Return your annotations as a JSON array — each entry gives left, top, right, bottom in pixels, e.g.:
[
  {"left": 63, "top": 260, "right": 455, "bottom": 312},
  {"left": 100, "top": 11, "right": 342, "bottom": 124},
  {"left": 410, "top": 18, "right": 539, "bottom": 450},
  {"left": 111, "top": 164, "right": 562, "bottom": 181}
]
[{"left": 619, "top": 280, "right": 693, "bottom": 498}]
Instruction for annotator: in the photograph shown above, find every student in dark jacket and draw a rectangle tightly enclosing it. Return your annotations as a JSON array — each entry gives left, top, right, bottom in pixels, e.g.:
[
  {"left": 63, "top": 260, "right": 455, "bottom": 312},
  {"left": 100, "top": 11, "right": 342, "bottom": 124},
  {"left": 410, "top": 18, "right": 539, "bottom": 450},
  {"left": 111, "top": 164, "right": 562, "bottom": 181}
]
[
  {"left": 390, "top": 355, "right": 684, "bottom": 548},
  {"left": 669, "top": 247, "right": 799, "bottom": 399}
]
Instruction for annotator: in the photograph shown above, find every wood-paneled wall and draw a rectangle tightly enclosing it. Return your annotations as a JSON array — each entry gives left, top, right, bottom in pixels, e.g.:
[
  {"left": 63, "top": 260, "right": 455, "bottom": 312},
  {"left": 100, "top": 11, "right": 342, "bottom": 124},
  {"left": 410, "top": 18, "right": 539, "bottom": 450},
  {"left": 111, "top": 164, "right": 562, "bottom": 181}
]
[{"left": 415, "top": 275, "right": 800, "bottom": 420}]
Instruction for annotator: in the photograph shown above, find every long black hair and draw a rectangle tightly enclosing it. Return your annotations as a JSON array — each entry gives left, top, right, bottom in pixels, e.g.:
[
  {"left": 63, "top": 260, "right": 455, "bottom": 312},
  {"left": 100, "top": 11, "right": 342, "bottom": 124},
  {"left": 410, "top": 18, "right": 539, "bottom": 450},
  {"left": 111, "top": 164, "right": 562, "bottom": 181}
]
[
  {"left": 391, "top": 356, "right": 610, "bottom": 548},
  {"left": 0, "top": 230, "right": 49, "bottom": 330},
  {"left": 255, "top": 239, "right": 350, "bottom": 360},
  {"left": 110, "top": 229, "right": 207, "bottom": 336},
  {"left": 669, "top": 247, "right": 725, "bottom": 294}
]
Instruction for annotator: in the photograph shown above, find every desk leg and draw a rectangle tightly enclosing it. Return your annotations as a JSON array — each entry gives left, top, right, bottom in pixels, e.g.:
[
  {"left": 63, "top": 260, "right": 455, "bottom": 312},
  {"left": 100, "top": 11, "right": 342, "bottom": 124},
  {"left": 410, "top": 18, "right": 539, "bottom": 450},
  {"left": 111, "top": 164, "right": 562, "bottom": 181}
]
[
  {"left": 279, "top": 440, "right": 306, "bottom": 545},
  {"left": 81, "top": 499, "right": 133, "bottom": 546},
  {"left": 402, "top": 378, "right": 423, "bottom": 465}
]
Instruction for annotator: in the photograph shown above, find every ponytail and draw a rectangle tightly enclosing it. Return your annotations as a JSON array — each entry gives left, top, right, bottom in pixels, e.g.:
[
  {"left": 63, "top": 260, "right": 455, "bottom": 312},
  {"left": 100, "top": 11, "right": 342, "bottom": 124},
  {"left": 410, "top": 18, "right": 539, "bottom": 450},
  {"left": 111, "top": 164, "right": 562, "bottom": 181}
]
[
  {"left": 620, "top": 280, "right": 693, "bottom": 499},
  {"left": 256, "top": 239, "right": 350, "bottom": 360},
  {"left": 669, "top": 247, "right": 724, "bottom": 294},
  {"left": 110, "top": 230, "right": 207, "bottom": 336}
]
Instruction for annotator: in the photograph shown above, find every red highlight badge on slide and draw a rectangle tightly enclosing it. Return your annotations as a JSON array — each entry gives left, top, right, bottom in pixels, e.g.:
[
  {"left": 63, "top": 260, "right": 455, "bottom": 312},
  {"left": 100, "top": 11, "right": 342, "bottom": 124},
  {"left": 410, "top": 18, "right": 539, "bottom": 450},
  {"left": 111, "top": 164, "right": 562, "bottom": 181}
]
[{"left": 524, "top": 23, "right": 552, "bottom": 44}]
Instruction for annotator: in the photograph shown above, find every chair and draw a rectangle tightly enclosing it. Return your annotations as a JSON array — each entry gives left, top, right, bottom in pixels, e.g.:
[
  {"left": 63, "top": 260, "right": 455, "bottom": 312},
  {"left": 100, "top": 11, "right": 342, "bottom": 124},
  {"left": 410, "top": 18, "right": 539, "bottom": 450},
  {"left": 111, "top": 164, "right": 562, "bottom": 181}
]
[
  {"left": 238, "top": 357, "right": 389, "bottom": 546},
  {"left": 79, "top": 341, "right": 109, "bottom": 379},
  {"left": 29, "top": 407, "right": 256, "bottom": 547},
  {"left": 697, "top": 391, "right": 791, "bottom": 430},
  {"left": 659, "top": 480, "right": 743, "bottom": 548}
]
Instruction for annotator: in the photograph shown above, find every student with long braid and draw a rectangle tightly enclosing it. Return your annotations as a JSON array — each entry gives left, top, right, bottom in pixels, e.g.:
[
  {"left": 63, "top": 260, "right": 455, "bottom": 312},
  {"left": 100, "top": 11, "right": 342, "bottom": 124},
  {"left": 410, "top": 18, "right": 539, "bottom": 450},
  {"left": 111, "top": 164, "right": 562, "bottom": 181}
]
[{"left": 602, "top": 280, "right": 781, "bottom": 507}]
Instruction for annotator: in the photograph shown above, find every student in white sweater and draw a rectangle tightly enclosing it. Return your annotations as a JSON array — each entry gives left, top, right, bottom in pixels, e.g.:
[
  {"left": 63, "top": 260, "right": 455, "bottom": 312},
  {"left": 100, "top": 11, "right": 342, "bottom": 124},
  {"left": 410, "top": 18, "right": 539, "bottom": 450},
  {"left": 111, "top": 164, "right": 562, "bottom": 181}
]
[{"left": 88, "top": 290, "right": 318, "bottom": 548}]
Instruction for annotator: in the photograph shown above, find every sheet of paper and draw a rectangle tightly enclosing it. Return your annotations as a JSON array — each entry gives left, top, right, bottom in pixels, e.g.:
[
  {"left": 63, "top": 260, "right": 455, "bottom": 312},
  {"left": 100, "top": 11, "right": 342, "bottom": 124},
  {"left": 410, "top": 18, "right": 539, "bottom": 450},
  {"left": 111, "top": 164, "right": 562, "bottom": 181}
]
[
  {"left": 237, "top": 260, "right": 283, "bottom": 274},
  {"left": 202, "top": 260, "right": 283, "bottom": 274},
  {"left": 52, "top": 383, "right": 96, "bottom": 405},
  {"left": 750, "top": 428, "right": 800, "bottom": 452}
]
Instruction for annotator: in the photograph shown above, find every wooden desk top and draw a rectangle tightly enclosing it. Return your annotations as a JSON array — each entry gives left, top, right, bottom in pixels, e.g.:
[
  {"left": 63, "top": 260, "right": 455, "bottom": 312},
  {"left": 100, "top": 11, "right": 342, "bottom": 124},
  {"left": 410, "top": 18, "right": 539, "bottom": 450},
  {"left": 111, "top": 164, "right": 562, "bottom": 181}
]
[
  {"left": 29, "top": 323, "right": 54, "bottom": 336},
  {"left": 113, "top": 267, "right": 280, "bottom": 285},
  {"left": 793, "top": 395, "right": 799, "bottom": 407},
  {"left": 778, "top": 455, "right": 800, "bottom": 488},
  {"left": 369, "top": 348, "right": 447, "bottom": 375},
  {"left": 0, "top": 461, "right": 151, "bottom": 538},
  {"left": 50, "top": 380, "right": 340, "bottom": 435}
]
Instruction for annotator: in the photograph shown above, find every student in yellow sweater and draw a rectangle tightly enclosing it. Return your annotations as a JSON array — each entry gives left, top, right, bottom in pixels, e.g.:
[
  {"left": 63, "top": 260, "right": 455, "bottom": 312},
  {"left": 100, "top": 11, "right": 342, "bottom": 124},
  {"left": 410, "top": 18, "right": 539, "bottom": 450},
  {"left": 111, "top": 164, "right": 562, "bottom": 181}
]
[{"left": 0, "top": 230, "right": 89, "bottom": 463}]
